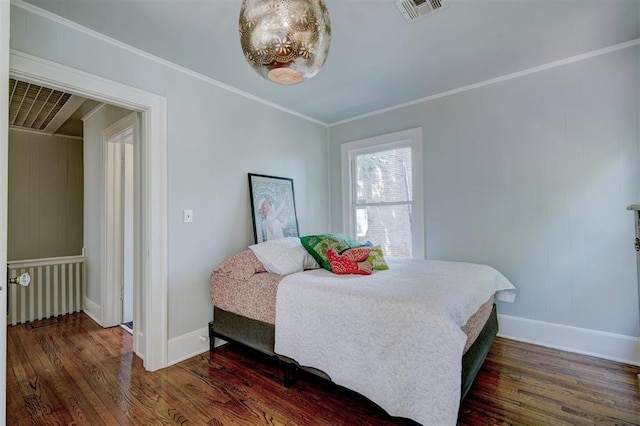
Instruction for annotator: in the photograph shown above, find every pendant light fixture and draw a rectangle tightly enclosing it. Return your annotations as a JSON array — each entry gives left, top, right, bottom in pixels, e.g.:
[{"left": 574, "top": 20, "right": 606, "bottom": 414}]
[{"left": 239, "top": 0, "right": 331, "bottom": 85}]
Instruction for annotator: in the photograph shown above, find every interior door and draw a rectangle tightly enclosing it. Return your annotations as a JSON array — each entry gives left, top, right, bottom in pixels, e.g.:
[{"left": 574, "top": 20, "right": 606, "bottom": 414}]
[{"left": 1, "top": 1, "right": 11, "bottom": 422}]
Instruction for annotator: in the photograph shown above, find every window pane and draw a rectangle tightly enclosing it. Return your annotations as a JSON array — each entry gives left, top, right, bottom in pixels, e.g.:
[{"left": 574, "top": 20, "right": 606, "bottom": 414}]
[
  {"left": 343, "top": 128, "right": 423, "bottom": 259},
  {"left": 355, "top": 147, "right": 412, "bottom": 204},
  {"left": 356, "top": 205, "right": 412, "bottom": 258}
]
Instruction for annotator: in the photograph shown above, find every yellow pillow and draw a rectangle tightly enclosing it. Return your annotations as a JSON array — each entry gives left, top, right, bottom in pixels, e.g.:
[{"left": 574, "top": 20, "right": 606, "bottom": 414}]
[{"left": 366, "top": 246, "right": 389, "bottom": 270}]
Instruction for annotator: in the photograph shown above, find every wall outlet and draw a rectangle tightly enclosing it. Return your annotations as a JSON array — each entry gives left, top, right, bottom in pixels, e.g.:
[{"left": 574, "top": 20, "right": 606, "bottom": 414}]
[{"left": 183, "top": 209, "right": 193, "bottom": 223}]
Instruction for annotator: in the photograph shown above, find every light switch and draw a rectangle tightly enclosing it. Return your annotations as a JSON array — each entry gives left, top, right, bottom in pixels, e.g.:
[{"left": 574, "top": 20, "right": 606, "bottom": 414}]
[{"left": 183, "top": 209, "right": 193, "bottom": 223}]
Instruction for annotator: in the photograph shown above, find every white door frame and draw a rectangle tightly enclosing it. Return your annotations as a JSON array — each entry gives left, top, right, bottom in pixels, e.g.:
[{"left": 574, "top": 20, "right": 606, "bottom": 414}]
[
  {"left": 122, "top": 141, "right": 134, "bottom": 325},
  {"left": 104, "top": 139, "right": 125, "bottom": 328},
  {"left": 1, "top": 1, "right": 11, "bottom": 422},
  {"left": 102, "top": 114, "right": 136, "bottom": 332},
  {"left": 9, "top": 50, "right": 168, "bottom": 371}
]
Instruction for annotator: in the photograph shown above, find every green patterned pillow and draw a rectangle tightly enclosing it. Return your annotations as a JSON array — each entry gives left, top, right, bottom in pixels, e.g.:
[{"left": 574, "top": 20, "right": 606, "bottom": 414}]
[
  {"left": 366, "top": 245, "right": 389, "bottom": 270},
  {"left": 300, "top": 234, "right": 360, "bottom": 271}
]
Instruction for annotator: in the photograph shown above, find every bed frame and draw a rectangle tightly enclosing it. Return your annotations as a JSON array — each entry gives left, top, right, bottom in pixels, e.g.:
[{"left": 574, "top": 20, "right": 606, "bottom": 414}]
[{"left": 209, "top": 303, "right": 498, "bottom": 400}]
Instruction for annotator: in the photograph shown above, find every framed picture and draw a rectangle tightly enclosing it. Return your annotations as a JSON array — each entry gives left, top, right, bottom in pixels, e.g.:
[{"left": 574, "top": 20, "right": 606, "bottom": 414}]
[{"left": 248, "top": 173, "right": 299, "bottom": 244}]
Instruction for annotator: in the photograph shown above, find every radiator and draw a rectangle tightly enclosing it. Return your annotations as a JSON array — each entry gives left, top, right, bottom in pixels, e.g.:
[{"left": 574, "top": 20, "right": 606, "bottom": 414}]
[{"left": 7, "top": 251, "right": 85, "bottom": 326}]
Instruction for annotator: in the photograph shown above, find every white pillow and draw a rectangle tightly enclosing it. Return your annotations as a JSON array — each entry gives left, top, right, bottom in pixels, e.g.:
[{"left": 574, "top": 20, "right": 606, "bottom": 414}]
[
  {"left": 302, "top": 248, "right": 320, "bottom": 270},
  {"left": 249, "top": 237, "right": 318, "bottom": 275}
]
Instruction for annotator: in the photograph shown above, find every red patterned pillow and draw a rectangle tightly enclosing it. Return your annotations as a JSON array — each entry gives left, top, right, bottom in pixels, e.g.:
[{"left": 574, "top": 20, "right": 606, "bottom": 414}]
[{"left": 326, "top": 248, "right": 372, "bottom": 275}]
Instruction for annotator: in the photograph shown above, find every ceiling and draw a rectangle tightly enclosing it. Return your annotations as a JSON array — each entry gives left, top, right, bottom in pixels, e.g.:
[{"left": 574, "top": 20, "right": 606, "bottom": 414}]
[{"left": 21, "top": 0, "right": 640, "bottom": 125}]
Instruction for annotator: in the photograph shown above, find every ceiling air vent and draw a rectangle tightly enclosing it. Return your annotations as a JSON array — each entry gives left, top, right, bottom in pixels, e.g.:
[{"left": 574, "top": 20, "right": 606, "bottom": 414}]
[
  {"left": 8, "top": 78, "right": 85, "bottom": 135},
  {"left": 395, "top": 0, "right": 448, "bottom": 23}
]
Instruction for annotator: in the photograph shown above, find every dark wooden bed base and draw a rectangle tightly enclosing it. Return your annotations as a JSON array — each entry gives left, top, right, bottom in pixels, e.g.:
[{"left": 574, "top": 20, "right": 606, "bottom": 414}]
[{"left": 209, "top": 304, "right": 498, "bottom": 400}]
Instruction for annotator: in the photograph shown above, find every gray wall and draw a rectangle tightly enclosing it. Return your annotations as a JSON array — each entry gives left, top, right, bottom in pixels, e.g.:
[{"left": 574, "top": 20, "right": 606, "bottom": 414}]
[
  {"left": 8, "top": 129, "right": 83, "bottom": 260},
  {"left": 10, "top": 5, "right": 330, "bottom": 339},
  {"left": 164, "top": 70, "right": 329, "bottom": 337},
  {"left": 329, "top": 47, "right": 640, "bottom": 337}
]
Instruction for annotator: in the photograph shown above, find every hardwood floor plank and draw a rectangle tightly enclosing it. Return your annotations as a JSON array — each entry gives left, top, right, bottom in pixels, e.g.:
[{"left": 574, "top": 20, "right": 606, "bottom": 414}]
[
  {"left": 7, "top": 313, "right": 640, "bottom": 425},
  {"left": 32, "top": 332, "right": 110, "bottom": 425},
  {"left": 477, "top": 359, "right": 639, "bottom": 422},
  {"left": 460, "top": 339, "right": 640, "bottom": 426},
  {"left": 177, "top": 357, "right": 298, "bottom": 425},
  {"left": 8, "top": 333, "right": 75, "bottom": 424},
  {"left": 45, "top": 332, "right": 123, "bottom": 425}
]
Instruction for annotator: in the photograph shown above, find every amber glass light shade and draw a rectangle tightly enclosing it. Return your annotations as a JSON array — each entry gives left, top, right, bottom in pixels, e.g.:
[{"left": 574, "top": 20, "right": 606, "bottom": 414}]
[{"left": 239, "top": 0, "right": 331, "bottom": 85}]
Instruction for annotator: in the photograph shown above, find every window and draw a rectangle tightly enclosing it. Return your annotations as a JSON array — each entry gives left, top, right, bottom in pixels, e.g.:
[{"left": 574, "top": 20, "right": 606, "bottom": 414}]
[{"left": 341, "top": 128, "right": 424, "bottom": 259}]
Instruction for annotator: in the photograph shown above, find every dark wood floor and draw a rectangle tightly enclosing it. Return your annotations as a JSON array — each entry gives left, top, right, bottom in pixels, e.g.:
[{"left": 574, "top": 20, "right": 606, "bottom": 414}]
[{"left": 7, "top": 312, "right": 640, "bottom": 425}]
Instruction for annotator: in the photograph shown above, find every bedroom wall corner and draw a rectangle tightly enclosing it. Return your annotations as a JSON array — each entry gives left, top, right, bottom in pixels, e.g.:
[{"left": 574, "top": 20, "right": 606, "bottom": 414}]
[{"left": 328, "top": 43, "right": 640, "bottom": 359}]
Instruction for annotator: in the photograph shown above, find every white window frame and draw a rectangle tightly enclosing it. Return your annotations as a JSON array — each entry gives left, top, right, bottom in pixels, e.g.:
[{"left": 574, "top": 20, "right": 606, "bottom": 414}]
[{"left": 341, "top": 127, "right": 425, "bottom": 259}]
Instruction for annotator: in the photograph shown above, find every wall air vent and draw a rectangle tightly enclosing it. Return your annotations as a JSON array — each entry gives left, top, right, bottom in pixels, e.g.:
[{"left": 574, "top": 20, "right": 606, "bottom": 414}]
[{"left": 395, "top": 0, "right": 448, "bottom": 23}]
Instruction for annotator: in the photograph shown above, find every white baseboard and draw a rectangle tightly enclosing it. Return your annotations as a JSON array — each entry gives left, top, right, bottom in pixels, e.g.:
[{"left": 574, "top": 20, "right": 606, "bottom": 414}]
[
  {"left": 135, "top": 331, "right": 145, "bottom": 361},
  {"left": 498, "top": 314, "right": 640, "bottom": 366},
  {"left": 83, "top": 297, "right": 102, "bottom": 326},
  {"left": 167, "top": 327, "right": 210, "bottom": 366}
]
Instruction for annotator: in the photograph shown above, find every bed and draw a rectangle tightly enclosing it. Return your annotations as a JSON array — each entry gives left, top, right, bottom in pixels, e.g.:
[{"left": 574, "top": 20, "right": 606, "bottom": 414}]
[{"left": 209, "top": 238, "right": 516, "bottom": 425}]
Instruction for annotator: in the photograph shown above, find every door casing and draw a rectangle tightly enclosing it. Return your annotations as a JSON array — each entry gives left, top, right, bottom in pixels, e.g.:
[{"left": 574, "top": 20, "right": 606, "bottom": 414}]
[
  {"left": 1, "top": 2, "right": 11, "bottom": 423},
  {"left": 9, "top": 50, "right": 168, "bottom": 372}
]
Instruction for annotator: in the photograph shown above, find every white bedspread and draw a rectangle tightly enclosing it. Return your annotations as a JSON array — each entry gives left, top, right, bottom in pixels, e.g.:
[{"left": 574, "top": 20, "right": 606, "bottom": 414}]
[{"left": 274, "top": 258, "right": 517, "bottom": 426}]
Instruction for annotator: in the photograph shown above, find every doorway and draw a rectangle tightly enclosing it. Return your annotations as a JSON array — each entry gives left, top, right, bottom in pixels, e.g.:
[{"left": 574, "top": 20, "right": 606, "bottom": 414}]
[{"left": 9, "top": 51, "right": 168, "bottom": 372}]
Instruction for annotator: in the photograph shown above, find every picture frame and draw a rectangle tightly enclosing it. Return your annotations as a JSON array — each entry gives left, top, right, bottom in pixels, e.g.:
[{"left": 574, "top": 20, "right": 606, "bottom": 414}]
[{"left": 248, "top": 173, "right": 300, "bottom": 244}]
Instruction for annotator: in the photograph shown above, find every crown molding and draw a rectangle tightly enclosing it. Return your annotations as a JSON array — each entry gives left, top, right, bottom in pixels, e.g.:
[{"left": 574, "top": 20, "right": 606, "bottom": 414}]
[{"left": 330, "top": 38, "right": 640, "bottom": 127}]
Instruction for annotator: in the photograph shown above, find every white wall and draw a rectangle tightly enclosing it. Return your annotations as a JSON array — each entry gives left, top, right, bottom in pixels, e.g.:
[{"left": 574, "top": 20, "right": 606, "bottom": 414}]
[
  {"left": 330, "top": 47, "right": 640, "bottom": 342},
  {"left": 82, "top": 104, "right": 131, "bottom": 305},
  {"left": 9, "top": 4, "right": 330, "bottom": 344}
]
